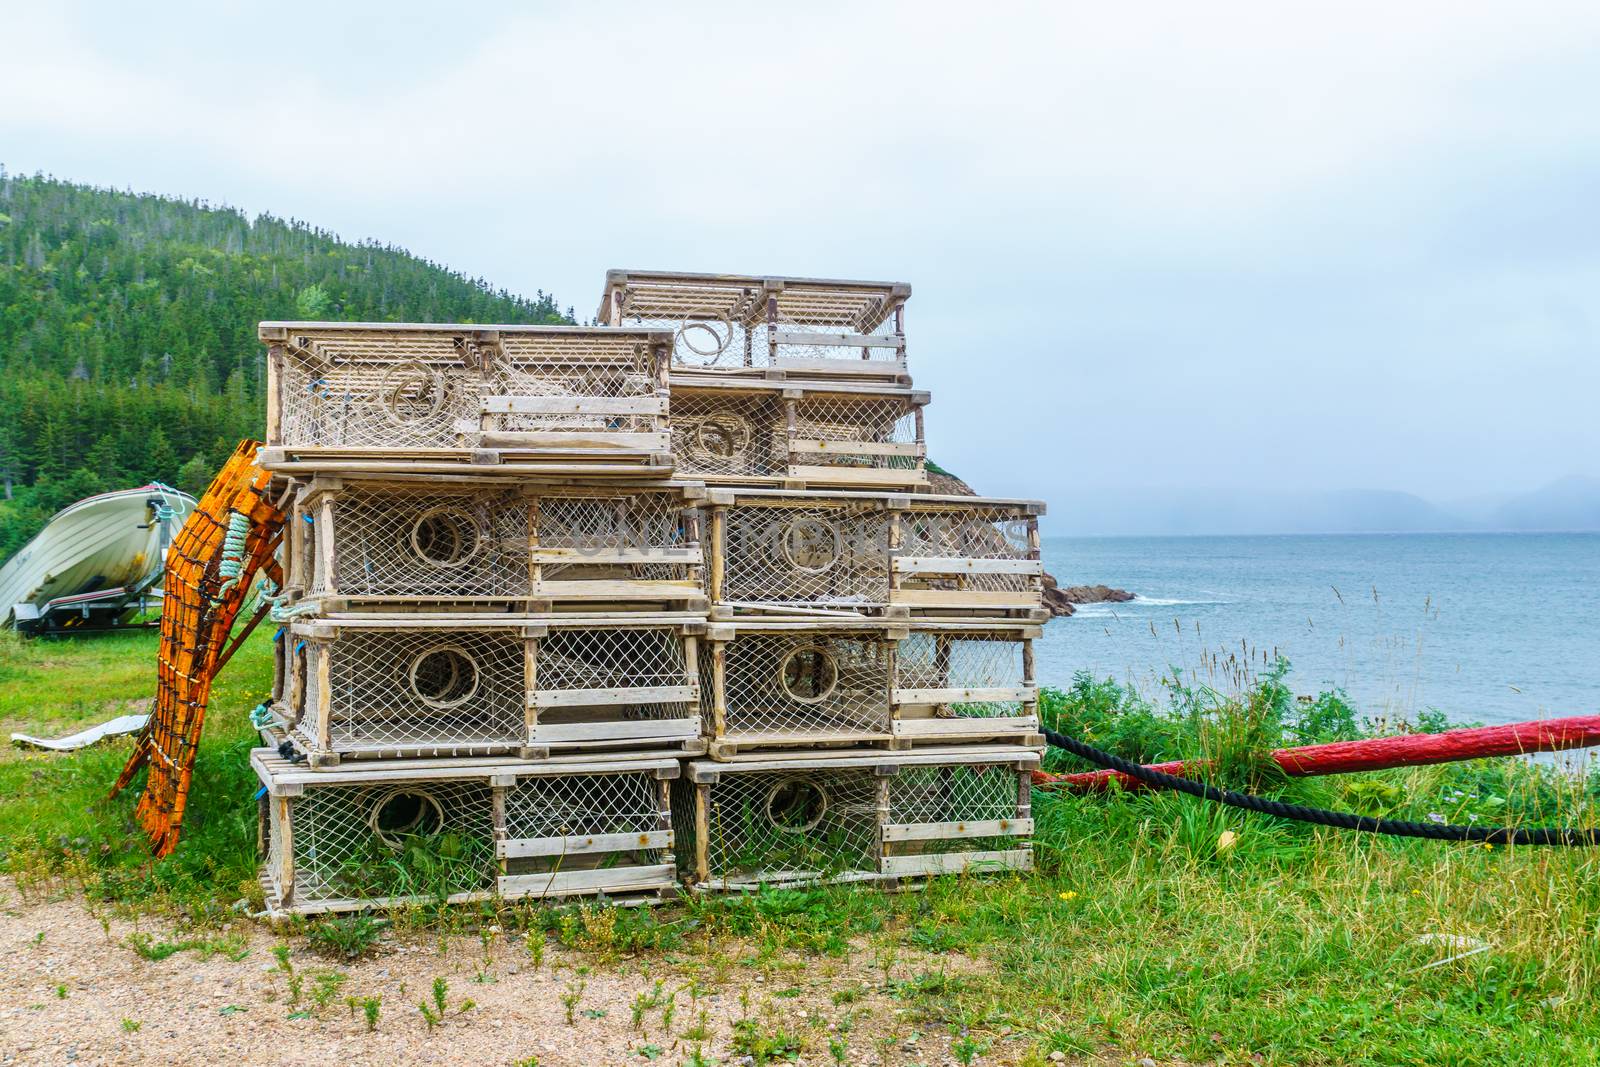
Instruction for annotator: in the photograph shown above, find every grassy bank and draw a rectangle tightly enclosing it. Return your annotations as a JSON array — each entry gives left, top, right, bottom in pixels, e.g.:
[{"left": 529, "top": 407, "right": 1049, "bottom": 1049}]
[{"left": 2, "top": 630, "right": 1599, "bottom": 1064}]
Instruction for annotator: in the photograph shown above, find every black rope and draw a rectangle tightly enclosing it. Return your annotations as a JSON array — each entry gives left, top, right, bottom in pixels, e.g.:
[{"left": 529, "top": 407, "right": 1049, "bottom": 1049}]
[{"left": 1042, "top": 728, "right": 1600, "bottom": 847}]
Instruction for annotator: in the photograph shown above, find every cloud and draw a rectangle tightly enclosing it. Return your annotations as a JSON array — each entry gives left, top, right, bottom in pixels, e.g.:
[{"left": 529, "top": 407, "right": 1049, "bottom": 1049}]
[{"left": 4, "top": 0, "right": 1598, "bottom": 513}]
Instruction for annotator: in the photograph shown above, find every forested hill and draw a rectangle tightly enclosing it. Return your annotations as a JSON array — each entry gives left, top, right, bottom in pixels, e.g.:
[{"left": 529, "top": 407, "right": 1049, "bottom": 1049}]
[{"left": 0, "top": 170, "right": 570, "bottom": 560}]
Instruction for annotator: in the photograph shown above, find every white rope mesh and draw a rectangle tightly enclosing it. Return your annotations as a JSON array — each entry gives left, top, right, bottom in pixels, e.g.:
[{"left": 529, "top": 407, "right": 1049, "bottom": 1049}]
[
  {"left": 722, "top": 502, "right": 890, "bottom": 607},
  {"left": 713, "top": 631, "right": 891, "bottom": 738}
]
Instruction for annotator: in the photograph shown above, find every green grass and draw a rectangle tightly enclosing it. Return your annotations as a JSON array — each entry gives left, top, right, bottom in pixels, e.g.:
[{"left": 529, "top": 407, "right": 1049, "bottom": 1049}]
[{"left": 3, "top": 630, "right": 1599, "bottom": 1063}]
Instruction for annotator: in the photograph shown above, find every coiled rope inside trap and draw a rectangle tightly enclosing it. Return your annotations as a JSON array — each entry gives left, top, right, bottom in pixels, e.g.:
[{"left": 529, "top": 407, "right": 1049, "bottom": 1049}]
[{"left": 1042, "top": 728, "right": 1600, "bottom": 847}]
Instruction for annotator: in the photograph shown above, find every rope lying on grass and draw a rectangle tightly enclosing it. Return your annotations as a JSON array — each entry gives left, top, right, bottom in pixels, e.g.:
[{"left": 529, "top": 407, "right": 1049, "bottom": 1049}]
[{"left": 1042, "top": 728, "right": 1600, "bottom": 847}]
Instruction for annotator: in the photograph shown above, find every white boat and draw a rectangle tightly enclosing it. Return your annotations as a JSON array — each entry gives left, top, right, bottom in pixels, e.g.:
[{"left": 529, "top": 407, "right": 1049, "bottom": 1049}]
[{"left": 0, "top": 484, "right": 196, "bottom": 634}]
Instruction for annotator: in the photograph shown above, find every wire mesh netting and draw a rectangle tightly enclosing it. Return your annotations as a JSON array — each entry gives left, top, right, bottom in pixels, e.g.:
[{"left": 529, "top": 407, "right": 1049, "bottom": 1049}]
[
  {"left": 502, "top": 772, "right": 666, "bottom": 876},
  {"left": 533, "top": 627, "right": 695, "bottom": 735},
  {"left": 713, "top": 631, "right": 892, "bottom": 738},
  {"left": 610, "top": 275, "right": 905, "bottom": 371},
  {"left": 297, "top": 484, "right": 696, "bottom": 601},
  {"left": 670, "top": 391, "right": 787, "bottom": 480},
  {"left": 886, "top": 763, "right": 1030, "bottom": 860},
  {"left": 273, "top": 326, "right": 665, "bottom": 452},
  {"left": 293, "top": 627, "right": 527, "bottom": 754},
  {"left": 277, "top": 330, "right": 485, "bottom": 450},
  {"left": 112, "top": 441, "right": 284, "bottom": 857},
  {"left": 792, "top": 394, "right": 921, "bottom": 472},
  {"left": 895, "top": 631, "right": 1029, "bottom": 719},
  {"left": 721, "top": 502, "right": 890, "bottom": 608},
  {"left": 697, "top": 767, "right": 882, "bottom": 883},
  {"left": 897, "top": 503, "right": 1040, "bottom": 598},
  {"left": 268, "top": 780, "right": 496, "bottom": 904}
]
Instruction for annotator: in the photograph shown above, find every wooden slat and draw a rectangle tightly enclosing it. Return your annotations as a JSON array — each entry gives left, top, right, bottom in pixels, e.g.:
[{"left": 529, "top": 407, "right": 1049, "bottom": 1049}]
[
  {"left": 531, "top": 578, "right": 704, "bottom": 599},
  {"left": 484, "top": 395, "right": 667, "bottom": 415},
  {"left": 771, "top": 332, "right": 905, "bottom": 349},
  {"left": 498, "top": 829, "right": 671, "bottom": 859},
  {"left": 891, "top": 589, "right": 1040, "bottom": 609},
  {"left": 498, "top": 864, "right": 677, "bottom": 898},
  {"left": 472, "top": 431, "right": 671, "bottom": 451},
  {"left": 890, "top": 715, "right": 1039, "bottom": 737},
  {"left": 891, "top": 557, "right": 1042, "bottom": 576},
  {"left": 881, "top": 818, "right": 1033, "bottom": 842},
  {"left": 530, "top": 717, "right": 699, "bottom": 741},
  {"left": 893, "top": 687, "right": 1037, "bottom": 705},
  {"left": 529, "top": 547, "right": 701, "bottom": 565},
  {"left": 788, "top": 439, "right": 924, "bottom": 458},
  {"left": 787, "top": 465, "right": 927, "bottom": 487},
  {"left": 880, "top": 849, "right": 1032, "bottom": 878},
  {"left": 771, "top": 357, "right": 908, "bottom": 377},
  {"left": 531, "top": 685, "right": 696, "bottom": 709}
]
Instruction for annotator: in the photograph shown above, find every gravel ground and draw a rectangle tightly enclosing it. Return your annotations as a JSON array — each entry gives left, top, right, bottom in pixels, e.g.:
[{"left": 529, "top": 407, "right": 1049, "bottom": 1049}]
[{"left": 0, "top": 880, "right": 1044, "bottom": 1067}]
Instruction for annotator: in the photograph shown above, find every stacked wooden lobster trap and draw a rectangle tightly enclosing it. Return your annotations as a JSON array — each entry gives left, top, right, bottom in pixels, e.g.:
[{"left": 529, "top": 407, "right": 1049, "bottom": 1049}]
[{"left": 250, "top": 271, "right": 1046, "bottom": 914}]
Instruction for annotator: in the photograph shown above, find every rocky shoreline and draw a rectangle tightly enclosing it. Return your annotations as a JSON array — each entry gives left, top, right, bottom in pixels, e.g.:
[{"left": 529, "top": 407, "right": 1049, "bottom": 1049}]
[{"left": 927, "top": 467, "right": 1134, "bottom": 618}]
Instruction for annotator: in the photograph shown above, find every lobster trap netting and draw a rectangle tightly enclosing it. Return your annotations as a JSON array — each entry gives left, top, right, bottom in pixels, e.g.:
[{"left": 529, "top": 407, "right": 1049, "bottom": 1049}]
[
  {"left": 698, "top": 767, "right": 881, "bottom": 883},
  {"left": 898, "top": 505, "right": 1037, "bottom": 595},
  {"left": 312, "top": 484, "right": 528, "bottom": 598},
  {"left": 112, "top": 441, "right": 284, "bottom": 857},
  {"left": 536, "top": 492, "right": 697, "bottom": 586},
  {"left": 277, "top": 330, "right": 483, "bottom": 450},
  {"left": 721, "top": 502, "right": 890, "bottom": 607},
  {"left": 503, "top": 772, "right": 665, "bottom": 875},
  {"left": 896, "top": 632, "right": 1028, "bottom": 717},
  {"left": 269, "top": 780, "right": 496, "bottom": 904},
  {"left": 715, "top": 632, "right": 891, "bottom": 736},
  {"left": 886, "top": 763, "right": 1027, "bottom": 858},
  {"left": 295, "top": 627, "right": 526, "bottom": 753},
  {"left": 488, "top": 333, "right": 662, "bottom": 434},
  {"left": 534, "top": 627, "right": 693, "bottom": 728},
  {"left": 611, "top": 275, "right": 904, "bottom": 370},
  {"left": 670, "top": 391, "right": 786, "bottom": 479},
  {"left": 792, "top": 395, "right": 921, "bottom": 471}
]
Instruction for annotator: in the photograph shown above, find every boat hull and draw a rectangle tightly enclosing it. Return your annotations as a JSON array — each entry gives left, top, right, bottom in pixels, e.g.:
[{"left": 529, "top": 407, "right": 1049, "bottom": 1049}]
[{"left": 0, "top": 485, "right": 196, "bottom": 632}]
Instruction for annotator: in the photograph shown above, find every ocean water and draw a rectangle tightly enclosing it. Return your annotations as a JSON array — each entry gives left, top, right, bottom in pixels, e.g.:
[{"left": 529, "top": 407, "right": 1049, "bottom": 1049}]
[{"left": 1036, "top": 533, "right": 1600, "bottom": 727}]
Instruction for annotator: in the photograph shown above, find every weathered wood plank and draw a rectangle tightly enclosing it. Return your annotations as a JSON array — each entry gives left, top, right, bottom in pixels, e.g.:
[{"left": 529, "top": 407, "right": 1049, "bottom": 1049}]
[
  {"left": 531, "top": 685, "right": 696, "bottom": 709},
  {"left": 483, "top": 395, "right": 667, "bottom": 416},
  {"left": 892, "top": 687, "right": 1037, "bottom": 705},
  {"left": 881, "top": 818, "right": 1033, "bottom": 842},
  {"left": 891, "top": 557, "right": 1042, "bottom": 576},
  {"left": 499, "top": 830, "right": 672, "bottom": 859},
  {"left": 880, "top": 849, "right": 1032, "bottom": 877}
]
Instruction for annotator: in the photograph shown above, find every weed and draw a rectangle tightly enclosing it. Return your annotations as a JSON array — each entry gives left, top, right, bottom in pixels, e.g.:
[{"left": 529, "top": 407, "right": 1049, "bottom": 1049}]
[
  {"left": 631, "top": 980, "right": 666, "bottom": 1031},
  {"left": 523, "top": 931, "right": 545, "bottom": 969},
  {"left": 53, "top": 984, "right": 66, "bottom": 999},
  {"left": 581, "top": 1008, "right": 608, "bottom": 1020},
  {"left": 560, "top": 979, "right": 587, "bottom": 1024},
  {"left": 682, "top": 1008, "right": 712, "bottom": 1041},
  {"left": 636, "top": 1045, "right": 663, "bottom": 1060},
  {"left": 684, "top": 1048, "right": 715, "bottom": 1067},
  {"left": 306, "top": 914, "right": 385, "bottom": 959},
  {"left": 361, "top": 996, "right": 381, "bottom": 1031},
  {"left": 120, "top": 1018, "right": 141, "bottom": 1033},
  {"left": 308, "top": 970, "right": 347, "bottom": 1014},
  {"left": 731, "top": 1018, "right": 803, "bottom": 1064},
  {"left": 431, "top": 976, "right": 449, "bottom": 1017},
  {"left": 417, "top": 1000, "right": 440, "bottom": 1030},
  {"left": 952, "top": 1032, "right": 990, "bottom": 1065},
  {"left": 828, "top": 1034, "right": 849, "bottom": 1063},
  {"left": 125, "top": 930, "right": 248, "bottom": 963}
]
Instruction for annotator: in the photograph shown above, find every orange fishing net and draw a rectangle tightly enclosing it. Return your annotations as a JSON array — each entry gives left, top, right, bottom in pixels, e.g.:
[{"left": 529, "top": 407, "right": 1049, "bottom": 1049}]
[{"left": 112, "top": 441, "right": 285, "bottom": 857}]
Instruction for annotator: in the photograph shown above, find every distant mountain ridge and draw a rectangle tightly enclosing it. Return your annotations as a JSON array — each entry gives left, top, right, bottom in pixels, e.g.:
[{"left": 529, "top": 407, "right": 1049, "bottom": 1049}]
[{"left": 1046, "top": 479, "right": 1600, "bottom": 536}]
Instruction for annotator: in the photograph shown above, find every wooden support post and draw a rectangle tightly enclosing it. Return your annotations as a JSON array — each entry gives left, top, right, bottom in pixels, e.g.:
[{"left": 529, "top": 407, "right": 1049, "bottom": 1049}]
[
  {"left": 1021, "top": 638, "right": 1037, "bottom": 721},
  {"left": 276, "top": 794, "right": 295, "bottom": 906},
  {"left": 523, "top": 637, "right": 540, "bottom": 742},
  {"left": 875, "top": 774, "right": 892, "bottom": 875},
  {"left": 491, "top": 782, "right": 508, "bottom": 879},
  {"left": 887, "top": 512, "right": 903, "bottom": 592},
  {"left": 686, "top": 506, "right": 705, "bottom": 590},
  {"left": 693, "top": 785, "right": 711, "bottom": 884},
  {"left": 707, "top": 506, "right": 725, "bottom": 605},
  {"left": 314, "top": 643, "right": 333, "bottom": 753},
  {"left": 709, "top": 641, "right": 729, "bottom": 742},
  {"left": 317, "top": 496, "right": 337, "bottom": 596},
  {"left": 266, "top": 344, "right": 285, "bottom": 445},
  {"left": 683, "top": 633, "right": 702, "bottom": 721},
  {"left": 656, "top": 778, "right": 675, "bottom": 877},
  {"left": 765, "top": 295, "right": 778, "bottom": 367}
]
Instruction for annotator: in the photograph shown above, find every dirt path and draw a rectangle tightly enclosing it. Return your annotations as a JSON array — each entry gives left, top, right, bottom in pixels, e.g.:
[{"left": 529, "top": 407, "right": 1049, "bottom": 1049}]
[{"left": 0, "top": 880, "right": 1042, "bottom": 1067}]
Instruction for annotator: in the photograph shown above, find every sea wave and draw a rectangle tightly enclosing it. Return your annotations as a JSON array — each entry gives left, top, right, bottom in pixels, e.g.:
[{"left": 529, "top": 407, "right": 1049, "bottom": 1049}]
[{"left": 1127, "top": 595, "right": 1221, "bottom": 606}]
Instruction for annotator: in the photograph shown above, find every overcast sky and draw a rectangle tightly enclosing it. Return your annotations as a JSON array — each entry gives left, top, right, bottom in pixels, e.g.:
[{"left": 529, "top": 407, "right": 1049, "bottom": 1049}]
[{"left": 4, "top": 1, "right": 1597, "bottom": 513}]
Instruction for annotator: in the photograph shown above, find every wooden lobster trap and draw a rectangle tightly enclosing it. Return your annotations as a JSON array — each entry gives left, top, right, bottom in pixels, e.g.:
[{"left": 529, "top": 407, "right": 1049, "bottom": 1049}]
[
  {"left": 699, "top": 620, "right": 1042, "bottom": 757},
  {"left": 704, "top": 489, "right": 1046, "bottom": 620},
  {"left": 600, "top": 270, "right": 911, "bottom": 384},
  {"left": 279, "top": 476, "right": 707, "bottom": 614},
  {"left": 276, "top": 616, "right": 705, "bottom": 764},
  {"left": 669, "top": 380, "right": 928, "bottom": 490},
  {"left": 672, "top": 747, "right": 1036, "bottom": 890},
  {"left": 253, "top": 749, "right": 679, "bottom": 915},
  {"left": 261, "top": 323, "right": 674, "bottom": 475}
]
